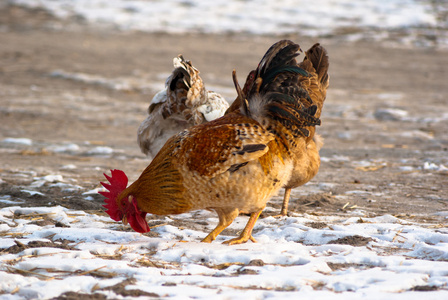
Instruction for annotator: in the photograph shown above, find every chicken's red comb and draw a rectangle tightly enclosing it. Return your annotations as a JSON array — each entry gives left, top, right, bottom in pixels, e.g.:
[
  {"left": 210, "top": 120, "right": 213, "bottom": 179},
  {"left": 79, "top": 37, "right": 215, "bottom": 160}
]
[{"left": 99, "top": 169, "right": 128, "bottom": 221}]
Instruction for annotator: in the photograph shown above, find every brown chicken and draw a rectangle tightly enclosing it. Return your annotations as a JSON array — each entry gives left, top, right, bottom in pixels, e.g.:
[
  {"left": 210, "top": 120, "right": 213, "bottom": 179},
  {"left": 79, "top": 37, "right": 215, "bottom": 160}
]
[
  {"left": 137, "top": 55, "right": 229, "bottom": 159},
  {"left": 280, "top": 45, "right": 329, "bottom": 215},
  {"left": 226, "top": 43, "right": 329, "bottom": 216},
  {"left": 100, "top": 40, "right": 323, "bottom": 244}
]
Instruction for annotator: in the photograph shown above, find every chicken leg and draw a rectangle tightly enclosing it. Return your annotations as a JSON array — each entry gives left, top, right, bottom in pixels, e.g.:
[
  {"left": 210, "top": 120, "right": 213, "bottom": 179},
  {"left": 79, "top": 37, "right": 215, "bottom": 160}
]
[
  {"left": 201, "top": 208, "right": 239, "bottom": 243},
  {"left": 280, "top": 188, "right": 292, "bottom": 216},
  {"left": 223, "top": 210, "right": 263, "bottom": 245}
]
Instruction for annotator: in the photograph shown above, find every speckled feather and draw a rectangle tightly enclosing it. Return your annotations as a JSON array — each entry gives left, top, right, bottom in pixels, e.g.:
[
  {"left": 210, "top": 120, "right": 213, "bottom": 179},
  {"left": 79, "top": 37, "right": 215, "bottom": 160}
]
[{"left": 137, "top": 55, "right": 229, "bottom": 159}]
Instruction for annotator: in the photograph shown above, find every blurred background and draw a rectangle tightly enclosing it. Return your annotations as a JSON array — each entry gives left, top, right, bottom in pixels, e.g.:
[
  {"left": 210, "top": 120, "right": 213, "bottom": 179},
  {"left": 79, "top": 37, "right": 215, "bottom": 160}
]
[{"left": 4, "top": 0, "right": 448, "bottom": 49}]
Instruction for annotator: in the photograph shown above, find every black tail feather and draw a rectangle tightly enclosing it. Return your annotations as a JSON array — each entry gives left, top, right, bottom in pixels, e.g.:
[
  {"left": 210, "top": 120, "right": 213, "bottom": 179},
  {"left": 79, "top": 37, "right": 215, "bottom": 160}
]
[
  {"left": 242, "top": 40, "right": 323, "bottom": 144},
  {"left": 305, "top": 43, "right": 329, "bottom": 86},
  {"left": 257, "top": 41, "right": 300, "bottom": 76},
  {"left": 261, "top": 66, "right": 309, "bottom": 92}
]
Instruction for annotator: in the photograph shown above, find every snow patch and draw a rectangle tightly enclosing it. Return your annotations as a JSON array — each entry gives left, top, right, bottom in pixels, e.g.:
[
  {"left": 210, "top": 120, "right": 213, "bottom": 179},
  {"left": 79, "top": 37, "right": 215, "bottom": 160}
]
[{"left": 2, "top": 137, "right": 33, "bottom": 145}]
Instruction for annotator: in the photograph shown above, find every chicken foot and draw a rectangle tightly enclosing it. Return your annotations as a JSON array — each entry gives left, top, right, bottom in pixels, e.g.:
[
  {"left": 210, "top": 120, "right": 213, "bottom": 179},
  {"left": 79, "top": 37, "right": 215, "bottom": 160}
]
[
  {"left": 223, "top": 210, "right": 263, "bottom": 245},
  {"left": 201, "top": 208, "right": 239, "bottom": 243}
]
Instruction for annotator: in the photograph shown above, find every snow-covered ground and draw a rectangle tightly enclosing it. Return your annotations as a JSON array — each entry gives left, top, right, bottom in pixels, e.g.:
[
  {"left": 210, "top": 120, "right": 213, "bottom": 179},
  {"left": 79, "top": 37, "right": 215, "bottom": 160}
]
[
  {"left": 1, "top": 201, "right": 447, "bottom": 299},
  {"left": 1, "top": 1, "right": 447, "bottom": 299},
  {"left": 10, "top": 0, "right": 448, "bottom": 48}
]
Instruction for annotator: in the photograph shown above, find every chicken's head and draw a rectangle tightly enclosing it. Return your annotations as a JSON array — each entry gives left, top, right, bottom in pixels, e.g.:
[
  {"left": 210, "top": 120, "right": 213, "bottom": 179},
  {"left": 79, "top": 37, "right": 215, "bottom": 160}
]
[{"left": 99, "top": 169, "right": 150, "bottom": 233}]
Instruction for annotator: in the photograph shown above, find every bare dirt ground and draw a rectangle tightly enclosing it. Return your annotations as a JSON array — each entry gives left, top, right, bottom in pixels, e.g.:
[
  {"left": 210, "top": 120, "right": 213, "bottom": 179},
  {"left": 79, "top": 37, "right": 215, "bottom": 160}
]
[{"left": 0, "top": 4, "right": 447, "bottom": 230}]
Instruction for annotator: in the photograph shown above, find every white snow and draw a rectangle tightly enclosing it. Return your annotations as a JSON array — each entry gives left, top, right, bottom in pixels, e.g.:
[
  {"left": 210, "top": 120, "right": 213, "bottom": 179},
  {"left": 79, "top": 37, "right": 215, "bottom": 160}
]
[
  {"left": 423, "top": 162, "right": 448, "bottom": 174},
  {"left": 20, "top": 190, "right": 45, "bottom": 196},
  {"left": 0, "top": 205, "right": 447, "bottom": 299},
  {"left": 87, "top": 146, "right": 114, "bottom": 155},
  {"left": 30, "top": 174, "right": 65, "bottom": 188},
  {"left": 46, "top": 143, "right": 80, "bottom": 153},
  {"left": 0, "top": 196, "right": 25, "bottom": 205},
  {"left": 83, "top": 187, "right": 106, "bottom": 195},
  {"left": 60, "top": 164, "right": 77, "bottom": 170},
  {"left": 11, "top": 0, "right": 438, "bottom": 36},
  {"left": 1, "top": 138, "right": 33, "bottom": 146}
]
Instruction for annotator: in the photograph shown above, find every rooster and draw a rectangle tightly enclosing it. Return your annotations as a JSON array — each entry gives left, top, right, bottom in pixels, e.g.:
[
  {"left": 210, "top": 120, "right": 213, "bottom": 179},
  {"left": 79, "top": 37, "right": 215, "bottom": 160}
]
[
  {"left": 137, "top": 55, "right": 229, "bottom": 159},
  {"left": 226, "top": 43, "right": 329, "bottom": 216},
  {"left": 101, "top": 40, "right": 324, "bottom": 244}
]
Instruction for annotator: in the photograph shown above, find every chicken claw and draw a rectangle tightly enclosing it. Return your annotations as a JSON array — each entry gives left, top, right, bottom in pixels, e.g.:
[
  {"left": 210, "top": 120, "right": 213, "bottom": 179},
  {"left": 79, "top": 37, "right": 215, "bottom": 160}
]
[{"left": 223, "top": 235, "right": 257, "bottom": 245}]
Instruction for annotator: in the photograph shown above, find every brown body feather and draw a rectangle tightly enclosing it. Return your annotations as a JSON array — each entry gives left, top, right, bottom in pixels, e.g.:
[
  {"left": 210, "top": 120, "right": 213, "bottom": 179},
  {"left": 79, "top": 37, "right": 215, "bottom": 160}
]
[{"left": 120, "top": 112, "right": 289, "bottom": 243}]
